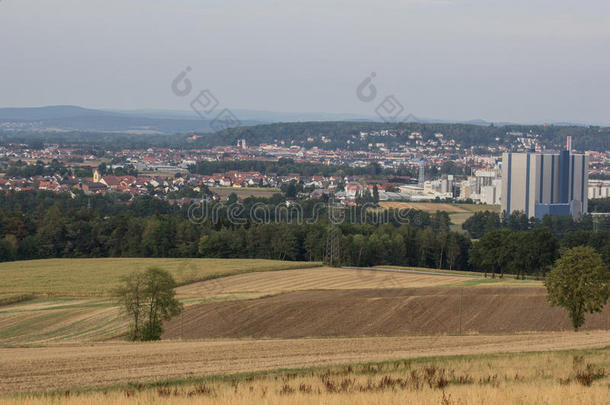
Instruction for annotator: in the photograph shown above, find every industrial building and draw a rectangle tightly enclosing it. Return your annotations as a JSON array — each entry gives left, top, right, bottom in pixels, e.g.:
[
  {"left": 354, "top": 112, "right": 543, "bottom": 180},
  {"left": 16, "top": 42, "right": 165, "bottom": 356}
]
[{"left": 501, "top": 138, "right": 588, "bottom": 219}]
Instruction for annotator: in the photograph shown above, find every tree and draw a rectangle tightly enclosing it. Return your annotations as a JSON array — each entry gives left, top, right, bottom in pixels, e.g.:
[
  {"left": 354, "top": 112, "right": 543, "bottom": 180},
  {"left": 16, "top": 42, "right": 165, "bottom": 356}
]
[
  {"left": 97, "top": 162, "right": 108, "bottom": 176},
  {"left": 446, "top": 233, "right": 461, "bottom": 270},
  {"left": 117, "top": 267, "right": 183, "bottom": 341},
  {"left": 117, "top": 270, "right": 147, "bottom": 340},
  {"left": 227, "top": 193, "right": 238, "bottom": 204},
  {"left": 469, "top": 229, "right": 512, "bottom": 278},
  {"left": 283, "top": 181, "right": 298, "bottom": 198},
  {"left": 545, "top": 246, "right": 610, "bottom": 331}
]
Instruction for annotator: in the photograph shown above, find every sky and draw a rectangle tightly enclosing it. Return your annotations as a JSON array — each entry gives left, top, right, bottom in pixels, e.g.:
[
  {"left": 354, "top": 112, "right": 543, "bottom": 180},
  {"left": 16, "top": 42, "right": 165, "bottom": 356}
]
[{"left": 1, "top": 0, "right": 609, "bottom": 124}]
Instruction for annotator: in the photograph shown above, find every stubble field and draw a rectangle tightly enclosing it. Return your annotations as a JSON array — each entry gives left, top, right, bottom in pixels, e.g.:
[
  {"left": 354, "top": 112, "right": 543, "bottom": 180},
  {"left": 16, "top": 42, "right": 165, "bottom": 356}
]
[
  {"left": 175, "top": 266, "right": 477, "bottom": 295},
  {"left": 2, "top": 331, "right": 610, "bottom": 395},
  {"left": 5, "top": 348, "right": 610, "bottom": 404}
]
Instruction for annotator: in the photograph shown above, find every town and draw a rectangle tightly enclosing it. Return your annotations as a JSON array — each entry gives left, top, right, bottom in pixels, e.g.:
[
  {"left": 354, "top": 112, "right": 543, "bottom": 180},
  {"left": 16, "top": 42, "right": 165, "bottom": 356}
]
[{"left": 1, "top": 128, "right": 608, "bottom": 208}]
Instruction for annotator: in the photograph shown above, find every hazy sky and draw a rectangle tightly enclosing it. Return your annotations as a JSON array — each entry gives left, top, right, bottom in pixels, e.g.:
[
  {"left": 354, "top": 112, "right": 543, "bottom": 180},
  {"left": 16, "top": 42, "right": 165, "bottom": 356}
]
[{"left": 1, "top": 0, "right": 609, "bottom": 124}]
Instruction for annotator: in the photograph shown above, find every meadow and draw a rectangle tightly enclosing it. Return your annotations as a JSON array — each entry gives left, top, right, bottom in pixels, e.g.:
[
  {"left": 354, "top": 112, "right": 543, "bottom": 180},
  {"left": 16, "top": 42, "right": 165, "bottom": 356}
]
[
  {"left": 213, "top": 186, "right": 282, "bottom": 199},
  {"left": 0, "top": 258, "right": 321, "bottom": 296},
  {"left": 374, "top": 265, "right": 544, "bottom": 283},
  {"left": 377, "top": 201, "right": 500, "bottom": 231}
]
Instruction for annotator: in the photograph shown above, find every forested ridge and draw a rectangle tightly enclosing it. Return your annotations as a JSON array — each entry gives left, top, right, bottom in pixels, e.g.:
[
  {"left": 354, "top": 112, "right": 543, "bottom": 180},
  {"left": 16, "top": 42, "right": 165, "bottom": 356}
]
[{"left": 2, "top": 121, "right": 608, "bottom": 151}]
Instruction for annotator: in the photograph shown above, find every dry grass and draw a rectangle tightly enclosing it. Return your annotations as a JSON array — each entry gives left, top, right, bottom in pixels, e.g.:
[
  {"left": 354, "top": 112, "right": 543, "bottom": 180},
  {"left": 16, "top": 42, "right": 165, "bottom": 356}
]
[
  {"left": 379, "top": 202, "right": 470, "bottom": 213},
  {"left": 2, "top": 347, "right": 610, "bottom": 404},
  {"left": 1, "top": 331, "right": 610, "bottom": 394},
  {"left": 176, "top": 267, "right": 476, "bottom": 296},
  {"left": 454, "top": 203, "right": 501, "bottom": 213},
  {"left": 377, "top": 202, "right": 500, "bottom": 230},
  {"left": 0, "top": 258, "right": 321, "bottom": 296}
]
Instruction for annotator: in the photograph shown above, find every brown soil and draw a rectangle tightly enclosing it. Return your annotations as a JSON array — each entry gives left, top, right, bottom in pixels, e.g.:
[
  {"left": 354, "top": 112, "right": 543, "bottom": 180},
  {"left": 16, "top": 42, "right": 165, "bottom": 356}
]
[{"left": 164, "top": 287, "right": 610, "bottom": 339}]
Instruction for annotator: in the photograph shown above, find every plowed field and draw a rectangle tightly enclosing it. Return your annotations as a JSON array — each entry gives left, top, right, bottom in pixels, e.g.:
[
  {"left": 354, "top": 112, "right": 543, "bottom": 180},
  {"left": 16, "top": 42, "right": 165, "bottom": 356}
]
[{"left": 164, "top": 287, "right": 610, "bottom": 339}]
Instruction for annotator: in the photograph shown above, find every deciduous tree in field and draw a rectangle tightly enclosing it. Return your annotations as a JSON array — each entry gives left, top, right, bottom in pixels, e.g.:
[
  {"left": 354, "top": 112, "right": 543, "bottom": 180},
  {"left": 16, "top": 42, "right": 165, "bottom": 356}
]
[
  {"left": 118, "top": 267, "right": 183, "bottom": 341},
  {"left": 545, "top": 246, "right": 610, "bottom": 331}
]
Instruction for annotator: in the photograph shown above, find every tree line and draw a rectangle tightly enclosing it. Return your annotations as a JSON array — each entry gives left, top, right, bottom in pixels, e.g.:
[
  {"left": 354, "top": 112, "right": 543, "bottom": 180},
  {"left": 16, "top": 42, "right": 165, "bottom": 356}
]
[{"left": 0, "top": 190, "right": 607, "bottom": 278}]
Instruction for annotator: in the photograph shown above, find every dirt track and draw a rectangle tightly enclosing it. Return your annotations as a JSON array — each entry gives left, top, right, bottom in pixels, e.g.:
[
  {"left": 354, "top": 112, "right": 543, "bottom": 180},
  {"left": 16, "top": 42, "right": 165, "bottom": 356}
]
[
  {"left": 2, "top": 331, "right": 610, "bottom": 394},
  {"left": 164, "top": 287, "right": 610, "bottom": 339}
]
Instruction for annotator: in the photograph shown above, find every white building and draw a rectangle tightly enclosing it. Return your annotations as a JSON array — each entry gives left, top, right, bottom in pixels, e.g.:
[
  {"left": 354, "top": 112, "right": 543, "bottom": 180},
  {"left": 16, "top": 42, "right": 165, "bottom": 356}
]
[{"left": 589, "top": 179, "right": 610, "bottom": 199}]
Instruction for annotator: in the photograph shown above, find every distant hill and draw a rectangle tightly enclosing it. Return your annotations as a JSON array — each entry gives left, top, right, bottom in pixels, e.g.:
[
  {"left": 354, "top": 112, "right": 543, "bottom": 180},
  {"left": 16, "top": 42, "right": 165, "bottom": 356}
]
[
  {"left": 1, "top": 105, "right": 601, "bottom": 135},
  {"left": 0, "top": 105, "right": 261, "bottom": 134},
  {"left": 0, "top": 105, "right": 117, "bottom": 121},
  {"left": 198, "top": 120, "right": 609, "bottom": 152}
]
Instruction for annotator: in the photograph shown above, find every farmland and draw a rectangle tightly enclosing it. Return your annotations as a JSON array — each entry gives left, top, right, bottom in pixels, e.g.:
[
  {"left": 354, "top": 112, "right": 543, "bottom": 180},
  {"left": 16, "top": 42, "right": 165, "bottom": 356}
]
[
  {"left": 4, "top": 347, "right": 610, "bottom": 404},
  {"left": 165, "top": 286, "right": 610, "bottom": 340},
  {"left": 175, "top": 266, "right": 478, "bottom": 295},
  {"left": 378, "top": 201, "right": 500, "bottom": 230},
  {"left": 0, "top": 258, "right": 320, "bottom": 296},
  {"left": 2, "top": 331, "right": 610, "bottom": 395},
  {"left": 1, "top": 260, "right": 609, "bottom": 403},
  {"left": 0, "top": 259, "right": 320, "bottom": 345},
  {"left": 213, "top": 186, "right": 282, "bottom": 199},
  {"left": 0, "top": 267, "right": 472, "bottom": 345}
]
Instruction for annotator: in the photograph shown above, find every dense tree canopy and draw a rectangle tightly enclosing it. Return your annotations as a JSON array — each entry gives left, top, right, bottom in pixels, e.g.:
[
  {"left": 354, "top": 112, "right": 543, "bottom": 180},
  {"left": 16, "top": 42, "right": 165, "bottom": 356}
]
[
  {"left": 545, "top": 246, "right": 610, "bottom": 331},
  {"left": 117, "top": 267, "right": 182, "bottom": 341},
  {"left": 0, "top": 191, "right": 607, "bottom": 278}
]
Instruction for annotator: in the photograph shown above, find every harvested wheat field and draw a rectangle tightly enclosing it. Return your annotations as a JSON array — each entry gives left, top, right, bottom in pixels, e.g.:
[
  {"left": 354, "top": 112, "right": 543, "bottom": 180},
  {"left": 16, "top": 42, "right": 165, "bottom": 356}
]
[
  {"left": 5, "top": 348, "right": 610, "bottom": 404},
  {"left": 164, "top": 287, "right": 610, "bottom": 339},
  {"left": 176, "top": 267, "right": 476, "bottom": 296},
  {"left": 2, "top": 331, "right": 610, "bottom": 394}
]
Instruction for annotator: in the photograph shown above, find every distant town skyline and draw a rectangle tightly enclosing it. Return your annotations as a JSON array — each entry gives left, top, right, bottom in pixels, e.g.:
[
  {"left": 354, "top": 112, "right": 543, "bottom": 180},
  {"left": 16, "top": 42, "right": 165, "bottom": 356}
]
[{"left": 1, "top": 0, "right": 610, "bottom": 125}]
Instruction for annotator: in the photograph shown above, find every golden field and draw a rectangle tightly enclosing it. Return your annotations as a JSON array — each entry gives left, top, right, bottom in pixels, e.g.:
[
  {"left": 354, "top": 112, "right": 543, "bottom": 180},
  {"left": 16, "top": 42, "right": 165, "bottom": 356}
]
[
  {"left": 176, "top": 266, "right": 478, "bottom": 295},
  {"left": 2, "top": 346, "right": 610, "bottom": 404},
  {"left": 2, "top": 331, "right": 610, "bottom": 394}
]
